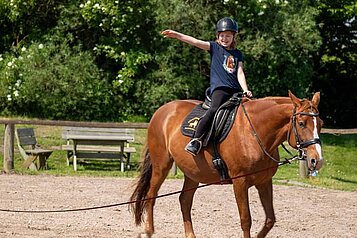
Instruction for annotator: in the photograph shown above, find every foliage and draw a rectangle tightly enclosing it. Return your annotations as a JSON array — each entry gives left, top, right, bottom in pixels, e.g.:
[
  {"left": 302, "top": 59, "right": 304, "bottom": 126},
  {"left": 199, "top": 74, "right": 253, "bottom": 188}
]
[
  {"left": 133, "top": 0, "right": 215, "bottom": 116},
  {"left": 79, "top": 0, "right": 156, "bottom": 102},
  {"left": 0, "top": 0, "right": 355, "bottom": 127},
  {"left": 0, "top": 0, "right": 64, "bottom": 52},
  {"left": 0, "top": 41, "right": 117, "bottom": 120},
  {"left": 145, "top": 0, "right": 322, "bottom": 120},
  {"left": 312, "top": 0, "right": 357, "bottom": 128},
  {"left": 208, "top": 0, "right": 322, "bottom": 97}
]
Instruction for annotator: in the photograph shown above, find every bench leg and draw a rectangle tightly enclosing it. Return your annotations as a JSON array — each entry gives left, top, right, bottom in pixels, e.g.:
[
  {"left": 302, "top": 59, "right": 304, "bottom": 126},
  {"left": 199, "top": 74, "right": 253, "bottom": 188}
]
[
  {"left": 66, "top": 152, "right": 70, "bottom": 166},
  {"left": 125, "top": 153, "right": 131, "bottom": 170},
  {"left": 73, "top": 154, "right": 77, "bottom": 171},
  {"left": 37, "top": 153, "right": 51, "bottom": 170},
  {"left": 23, "top": 155, "right": 39, "bottom": 171},
  {"left": 120, "top": 158, "right": 124, "bottom": 172},
  {"left": 66, "top": 151, "right": 73, "bottom": 166}
]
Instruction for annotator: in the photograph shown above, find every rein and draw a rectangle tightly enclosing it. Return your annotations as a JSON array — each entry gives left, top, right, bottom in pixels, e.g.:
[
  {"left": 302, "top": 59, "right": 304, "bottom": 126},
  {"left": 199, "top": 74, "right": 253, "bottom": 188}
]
[{"left": 241, "top": 102, "right": 303, "bottom": 165}]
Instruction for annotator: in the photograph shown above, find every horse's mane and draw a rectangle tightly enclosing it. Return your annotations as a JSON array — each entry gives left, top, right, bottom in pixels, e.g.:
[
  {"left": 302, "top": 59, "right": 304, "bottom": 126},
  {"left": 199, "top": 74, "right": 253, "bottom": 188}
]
[
  {"left": 257, "top": 96, "right": 292, "bottom": 104},
  {"left": 242, "top": 96, "right": 294, "bottom": 116},
  {"left": 250, "top": 96, "right": 317, "bottom": 113}
]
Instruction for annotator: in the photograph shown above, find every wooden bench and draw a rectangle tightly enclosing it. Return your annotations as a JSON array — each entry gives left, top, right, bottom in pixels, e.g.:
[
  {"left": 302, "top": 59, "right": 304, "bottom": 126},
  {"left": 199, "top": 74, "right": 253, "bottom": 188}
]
[
  {"left": 61, "top": 127, "right": 136, "bottom": 171},
  {"left": 15, "top": 128, "right": 53, "bottom": 170}
]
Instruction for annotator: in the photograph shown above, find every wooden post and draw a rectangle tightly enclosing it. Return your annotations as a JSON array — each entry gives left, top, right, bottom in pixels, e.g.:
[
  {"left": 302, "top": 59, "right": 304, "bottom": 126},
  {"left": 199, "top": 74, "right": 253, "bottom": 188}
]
[
  {"left": 299, "top": 160, "right": 309, "bottom": 178},
  {"left": 171, "top": 162, "right": 177, "bottom": 176},
  {"left": 3, "top": 123, "right": 15, "bottom": 173}
]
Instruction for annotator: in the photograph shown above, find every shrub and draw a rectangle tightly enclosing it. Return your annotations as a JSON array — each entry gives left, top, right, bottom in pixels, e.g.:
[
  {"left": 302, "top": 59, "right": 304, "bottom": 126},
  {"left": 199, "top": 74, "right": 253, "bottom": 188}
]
[{"left": 0, "top": 41, "right": 120, "bottom": 121}]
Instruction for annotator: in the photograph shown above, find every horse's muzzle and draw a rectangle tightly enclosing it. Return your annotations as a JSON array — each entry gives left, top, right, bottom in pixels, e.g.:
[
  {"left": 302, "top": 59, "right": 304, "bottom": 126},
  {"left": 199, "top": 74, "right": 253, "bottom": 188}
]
[{"left": 307, "top": 156, "right": 324, "bottom": 171}]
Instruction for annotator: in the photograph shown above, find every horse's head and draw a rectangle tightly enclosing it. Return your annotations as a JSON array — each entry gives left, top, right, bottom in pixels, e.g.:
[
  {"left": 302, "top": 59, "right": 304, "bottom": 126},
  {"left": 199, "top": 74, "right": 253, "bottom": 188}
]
[{"left": 287, "top": 91, "right": 324, "bottom": 172}]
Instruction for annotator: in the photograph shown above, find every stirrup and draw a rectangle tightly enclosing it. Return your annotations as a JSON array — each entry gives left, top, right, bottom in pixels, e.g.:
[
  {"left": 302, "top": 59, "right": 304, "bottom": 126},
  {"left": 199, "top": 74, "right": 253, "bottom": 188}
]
[{"left": 185, "top": 138, "right": 202, "bottom": 156}]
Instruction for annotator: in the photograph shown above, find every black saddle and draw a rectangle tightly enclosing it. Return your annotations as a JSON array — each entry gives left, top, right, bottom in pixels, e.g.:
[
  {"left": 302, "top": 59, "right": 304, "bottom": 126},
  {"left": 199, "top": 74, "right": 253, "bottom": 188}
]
[
  {"left": 181, "top": 90, "right": 242, "bottom": 182},
  {"left": 181, "top": 89, "right": 242, "bottom": 146}
]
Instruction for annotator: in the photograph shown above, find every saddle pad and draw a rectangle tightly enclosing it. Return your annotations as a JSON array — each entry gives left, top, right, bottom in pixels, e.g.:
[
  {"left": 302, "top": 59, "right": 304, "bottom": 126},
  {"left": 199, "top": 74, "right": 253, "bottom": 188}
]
[
  {"left": 181, "top": 103, "right": 206, "bottom": 138},
  {"left": 181, "top": 100, "right": 240, "bottom": 146}
]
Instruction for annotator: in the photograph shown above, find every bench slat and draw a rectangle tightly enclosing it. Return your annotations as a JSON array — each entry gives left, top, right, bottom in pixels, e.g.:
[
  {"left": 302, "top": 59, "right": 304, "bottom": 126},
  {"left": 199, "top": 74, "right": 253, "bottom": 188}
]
[
  {"left": 62, "top": 134, "right": 134, "bottom": 141},
  {"left": 16, "top": 128, "right": 36, "bottom": 137},
  {"left": 17, "top": 137, "right": 37, "bottom": 146},
  {"left": 62, "top": 127, "right": 135, "bottom": 142},
  {"left": 16, "top": 128, "right": 37, "bottom": 146},
  {"left": 61, "top": 145, "right": 136, "bottom": 153},
  {"left": 74, "top": 153, "right": 126, "bottom": 159},
  {"left": 62, "top": 126, "right": 135, "bottom": 132},
  {"left": 62, "top": 127, "right": 135, "bottom": 135}
]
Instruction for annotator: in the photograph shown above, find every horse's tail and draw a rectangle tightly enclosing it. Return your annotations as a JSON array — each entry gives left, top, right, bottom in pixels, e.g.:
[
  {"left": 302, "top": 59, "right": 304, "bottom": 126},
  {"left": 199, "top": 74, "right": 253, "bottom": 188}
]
[{"left": 130, "top": 142, "right": 152, "bottom": 226}]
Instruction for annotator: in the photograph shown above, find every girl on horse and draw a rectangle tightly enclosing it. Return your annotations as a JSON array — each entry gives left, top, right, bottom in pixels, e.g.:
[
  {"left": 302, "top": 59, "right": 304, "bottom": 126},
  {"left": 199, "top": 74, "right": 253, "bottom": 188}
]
[{"left": 161, "top": 17, "right": 253, "bottom": 156}]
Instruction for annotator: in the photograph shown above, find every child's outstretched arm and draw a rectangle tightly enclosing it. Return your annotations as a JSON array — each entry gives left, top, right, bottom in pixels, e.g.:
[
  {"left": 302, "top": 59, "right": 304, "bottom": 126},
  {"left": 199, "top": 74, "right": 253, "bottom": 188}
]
[{"left": 161, "top": 29, "right": 210, "bottom": 51}]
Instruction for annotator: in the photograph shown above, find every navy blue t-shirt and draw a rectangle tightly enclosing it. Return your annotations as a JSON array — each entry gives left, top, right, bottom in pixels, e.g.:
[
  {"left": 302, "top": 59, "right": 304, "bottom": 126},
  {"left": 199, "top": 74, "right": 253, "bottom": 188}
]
[{"left": 209, "top": 41, "right": 244, "bottom": 94}]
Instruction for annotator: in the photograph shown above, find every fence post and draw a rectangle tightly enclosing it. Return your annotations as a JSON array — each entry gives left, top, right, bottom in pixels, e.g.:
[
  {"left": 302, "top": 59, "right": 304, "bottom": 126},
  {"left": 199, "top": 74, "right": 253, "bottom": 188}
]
[
  {"left": 3, "top": 123, "right": 15, "bottom": 172},
  {"left": 171, "top": 162, "right": 177, "bottom": 176},
  {"left": 299, "top": 160, "right": 309, "bottom": 178}
]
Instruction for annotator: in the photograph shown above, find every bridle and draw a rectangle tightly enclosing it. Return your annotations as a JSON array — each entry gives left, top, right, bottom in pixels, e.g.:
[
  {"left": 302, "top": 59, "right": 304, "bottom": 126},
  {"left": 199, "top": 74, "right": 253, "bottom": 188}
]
[
  {"left": 241, "top": 102, "right": 321, "bottom": 165},
  {"left": 288, "top": 107, "right": 321, "bottom": 162}
]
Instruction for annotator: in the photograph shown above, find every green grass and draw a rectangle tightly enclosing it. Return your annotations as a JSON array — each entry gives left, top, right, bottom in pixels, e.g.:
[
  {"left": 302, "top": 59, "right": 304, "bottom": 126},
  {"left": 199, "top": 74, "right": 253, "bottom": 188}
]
[
  {"left": 274, "top": 134, "right": 357, "bottom": 191},
  {"left": 0, "top": 125, "right": 356, "bottom": 191},
  {"left": 0, "top": 125, "right": 147, "bottom": 177}
]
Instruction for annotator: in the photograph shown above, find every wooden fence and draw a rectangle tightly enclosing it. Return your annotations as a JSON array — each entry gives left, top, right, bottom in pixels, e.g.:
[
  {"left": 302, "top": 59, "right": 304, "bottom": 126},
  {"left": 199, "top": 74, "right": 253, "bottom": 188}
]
[{"left": 1, "top": 118, "right": 356, "bottom": 173}]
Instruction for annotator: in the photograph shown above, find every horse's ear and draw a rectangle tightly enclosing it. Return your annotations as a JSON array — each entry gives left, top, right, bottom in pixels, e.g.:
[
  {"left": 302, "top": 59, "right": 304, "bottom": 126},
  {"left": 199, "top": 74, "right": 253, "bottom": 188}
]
[
  {"left": 311, "top": 92, "right": 320, "bottom": 107},
  {"left": 288, "top": 90, "right": 301, "bottom": 108}
]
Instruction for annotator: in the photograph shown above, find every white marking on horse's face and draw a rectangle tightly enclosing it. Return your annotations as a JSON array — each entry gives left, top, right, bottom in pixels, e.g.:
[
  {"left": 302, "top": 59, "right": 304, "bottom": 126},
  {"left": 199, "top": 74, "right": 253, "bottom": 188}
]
[{"left": 313, "top": 117, "right": 323, "bottom": 162}]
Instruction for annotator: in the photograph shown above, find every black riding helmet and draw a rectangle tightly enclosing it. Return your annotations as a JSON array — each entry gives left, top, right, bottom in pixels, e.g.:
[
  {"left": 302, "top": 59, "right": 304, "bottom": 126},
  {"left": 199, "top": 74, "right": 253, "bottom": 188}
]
[{"left": 216, "top": 17, "right": 239, "bottom": 33}]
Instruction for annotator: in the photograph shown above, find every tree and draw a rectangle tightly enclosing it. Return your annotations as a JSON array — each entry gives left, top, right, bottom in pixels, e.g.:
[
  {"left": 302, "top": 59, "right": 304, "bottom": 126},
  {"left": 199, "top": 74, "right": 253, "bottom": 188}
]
[
  {"left": 0, "top": 0, "right": 63, "bottom": 52},
  {"left": 0, "top": 41, "right": 116, "bottom": 121},
  {"left": 224, "top": 0, "right": 322, "bottom": 97},
  {"left": 0, "top": 0, "right": 156, "bottom": 121},
  {"left": 312, "top": 0, "right": 357, "bottom": 128}
]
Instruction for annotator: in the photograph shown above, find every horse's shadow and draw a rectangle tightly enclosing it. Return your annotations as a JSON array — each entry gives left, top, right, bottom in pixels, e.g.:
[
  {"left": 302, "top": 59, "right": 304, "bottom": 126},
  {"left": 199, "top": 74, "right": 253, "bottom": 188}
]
[{"left": 331, "top": 176, "right": 357, "bottom": 185}]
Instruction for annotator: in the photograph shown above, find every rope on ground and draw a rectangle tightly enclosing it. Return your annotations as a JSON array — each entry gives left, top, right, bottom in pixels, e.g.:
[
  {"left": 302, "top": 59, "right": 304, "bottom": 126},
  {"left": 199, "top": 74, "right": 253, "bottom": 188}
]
[{"left": 0, "top": 163, "right": 286, "bottom": 214}]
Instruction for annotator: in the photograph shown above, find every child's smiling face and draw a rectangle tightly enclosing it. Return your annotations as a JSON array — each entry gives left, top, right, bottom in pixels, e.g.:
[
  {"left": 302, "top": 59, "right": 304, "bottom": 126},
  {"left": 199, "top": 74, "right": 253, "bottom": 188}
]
[{"left": 217, "top": 31, "right": 235, "bottom": 48}]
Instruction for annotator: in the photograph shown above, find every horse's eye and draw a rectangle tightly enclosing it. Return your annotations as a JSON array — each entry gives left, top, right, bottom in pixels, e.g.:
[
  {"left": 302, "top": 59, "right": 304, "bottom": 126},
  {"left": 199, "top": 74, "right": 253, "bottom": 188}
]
[{"left": 298, "top": 121, "right": 305, "bottom": 128}]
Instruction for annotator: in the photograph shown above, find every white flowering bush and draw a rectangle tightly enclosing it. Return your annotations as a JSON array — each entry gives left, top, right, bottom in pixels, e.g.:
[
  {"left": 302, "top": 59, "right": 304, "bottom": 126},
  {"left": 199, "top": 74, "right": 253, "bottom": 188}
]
[
  {"left": 0, "top": 41, "right": 119, "bottom": 120},
  {"left": 79, "top": 0, "right": 154, "bottom": 94}
]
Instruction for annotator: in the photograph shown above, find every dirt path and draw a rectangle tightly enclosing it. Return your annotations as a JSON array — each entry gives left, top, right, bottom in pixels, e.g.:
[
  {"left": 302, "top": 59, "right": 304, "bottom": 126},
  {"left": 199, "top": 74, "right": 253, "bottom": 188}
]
[{"left": 0, "top": 175, "right": 356, "bottom": 238}]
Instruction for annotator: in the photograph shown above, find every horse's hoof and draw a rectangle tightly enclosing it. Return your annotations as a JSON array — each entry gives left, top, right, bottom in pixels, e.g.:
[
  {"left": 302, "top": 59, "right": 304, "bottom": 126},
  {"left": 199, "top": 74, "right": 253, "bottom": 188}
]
[{"left": 137, "top": 233, "right": 151, "bottom": 238}]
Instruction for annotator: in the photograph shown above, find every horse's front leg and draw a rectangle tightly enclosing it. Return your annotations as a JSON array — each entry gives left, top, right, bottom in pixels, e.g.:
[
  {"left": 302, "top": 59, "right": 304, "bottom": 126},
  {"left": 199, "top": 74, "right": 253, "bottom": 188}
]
[
  {"left": 255, "top": 179, "right": 276, "bottom": 238},
  {"left": 233, "top": 179, "right": 252, "bottom": 238},
  {"left": 179, "top": 176, "right": 199, "bottom": 238}
]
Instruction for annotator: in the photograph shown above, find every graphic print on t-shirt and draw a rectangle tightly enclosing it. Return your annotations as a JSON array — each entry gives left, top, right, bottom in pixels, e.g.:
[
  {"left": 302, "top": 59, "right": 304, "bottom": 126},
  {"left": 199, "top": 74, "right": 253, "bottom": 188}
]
[{"left": 223, "top": 55, "right": 236, "bottom": 74}]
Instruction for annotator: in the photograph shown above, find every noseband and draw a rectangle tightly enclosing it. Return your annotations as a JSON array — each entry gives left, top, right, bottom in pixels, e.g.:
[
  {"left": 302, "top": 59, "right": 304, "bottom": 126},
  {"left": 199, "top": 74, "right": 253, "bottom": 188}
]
[{"left": 290, "top": 109, "right": 321, "bottom": 160}]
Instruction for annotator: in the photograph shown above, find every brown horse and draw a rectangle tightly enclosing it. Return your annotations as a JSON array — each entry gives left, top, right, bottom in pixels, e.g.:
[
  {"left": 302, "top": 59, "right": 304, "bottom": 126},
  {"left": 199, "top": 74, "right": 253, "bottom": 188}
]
[{"left": 130, "top": 91, "right": 323, "bottom": 238}]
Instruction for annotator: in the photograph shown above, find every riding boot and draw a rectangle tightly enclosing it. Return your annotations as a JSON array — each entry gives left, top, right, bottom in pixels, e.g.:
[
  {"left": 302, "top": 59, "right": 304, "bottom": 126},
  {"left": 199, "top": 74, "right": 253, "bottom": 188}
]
[{"left": 185, "top": 138, "right": 202, "bottom": 156}]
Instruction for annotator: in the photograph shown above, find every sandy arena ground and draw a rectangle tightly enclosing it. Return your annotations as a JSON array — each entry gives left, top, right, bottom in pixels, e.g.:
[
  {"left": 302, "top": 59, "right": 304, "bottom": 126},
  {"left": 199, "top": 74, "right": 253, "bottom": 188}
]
[{"left": 0, "top": 174, "right": 356, "bottom": 238}]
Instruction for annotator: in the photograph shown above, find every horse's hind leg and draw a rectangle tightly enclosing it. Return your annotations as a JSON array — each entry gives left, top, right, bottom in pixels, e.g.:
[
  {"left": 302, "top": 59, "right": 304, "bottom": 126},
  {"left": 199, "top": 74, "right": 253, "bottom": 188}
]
[
  {"left": 179, "top": 176, "right": 199, "bottom": 238},
  {"left": 255, "top": 179, "right": 276, "bottom": 238},
  {"left": 143, "top": 152, "right": 173, "bottom": 237}
]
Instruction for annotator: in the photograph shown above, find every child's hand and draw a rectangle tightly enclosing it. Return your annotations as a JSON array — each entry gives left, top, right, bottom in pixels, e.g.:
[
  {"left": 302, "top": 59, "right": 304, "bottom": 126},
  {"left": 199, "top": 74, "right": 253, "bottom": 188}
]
[
  {"left": 161, "top": 29, "right": 179, "bottom": 39},
  {"left": 243, "top": 90, "right": 253, "bottom": 98}
]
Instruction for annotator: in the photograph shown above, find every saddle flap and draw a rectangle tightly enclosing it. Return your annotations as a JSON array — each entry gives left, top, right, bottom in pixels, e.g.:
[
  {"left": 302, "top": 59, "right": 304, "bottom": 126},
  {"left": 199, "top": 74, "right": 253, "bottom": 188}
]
[{"left": 181, "top": 94, "right": 242, "bottom": 146}]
